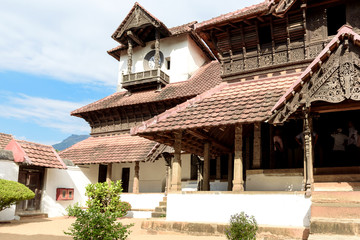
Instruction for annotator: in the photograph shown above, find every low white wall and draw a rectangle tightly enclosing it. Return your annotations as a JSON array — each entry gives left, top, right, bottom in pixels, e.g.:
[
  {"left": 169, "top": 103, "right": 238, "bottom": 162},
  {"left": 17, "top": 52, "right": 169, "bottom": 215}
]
[
  {"left": 246, "top": 172, "right": 303, "bottom": 191},
  {"left": 0, "top": 158, "right": 19, "bottom": 221},
  {"left": 167, "top": 192, "right": 311, "bottom": 227},
  {"left": 41, "top": 165, "right": 97, "bottom": 218},
  {"left": 121, "top": 193, "right": 164, "bottom": 210}
]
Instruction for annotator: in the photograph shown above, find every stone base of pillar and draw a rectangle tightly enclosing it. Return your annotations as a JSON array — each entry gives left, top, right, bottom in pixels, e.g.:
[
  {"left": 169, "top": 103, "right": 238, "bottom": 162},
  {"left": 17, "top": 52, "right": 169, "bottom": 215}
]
[{"left": 232, "top": 181, "right": 244, "bottom": 192}]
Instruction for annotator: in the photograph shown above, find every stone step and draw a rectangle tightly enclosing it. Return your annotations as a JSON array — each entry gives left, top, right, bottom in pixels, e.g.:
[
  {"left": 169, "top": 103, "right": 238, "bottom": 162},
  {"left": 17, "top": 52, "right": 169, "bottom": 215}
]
[
  {"left": 310, "top": 218, "right": 360, "bottom": 235},
  {"left": 18, "top": 213, "right": 48, "bottom": 220},
  {"left": 163, "top": 196, "right": 167, "bottom": 202},
  {"left": 151, "top": 212, "right": 166, "bottom": 218},
  {"left": 154, "top": 206, "right": 166, "bottom": 213},
  {"left": 159, "top": 201, "right": 167, "bottom": 207},
  {"left": 311, "top": 203, "right": 360, "bottom": 219},
  {"left": 312, "top": 191, "right": 360, "bottom": 204},
  {"left": 314, "top": 174, "right": 360, "bottom": 183},
  {"left": 308, "top": 234, "right": 360, "bottom": 240},
  {"left": 314, "top": 182, "right": 360, "bottom": 191}
]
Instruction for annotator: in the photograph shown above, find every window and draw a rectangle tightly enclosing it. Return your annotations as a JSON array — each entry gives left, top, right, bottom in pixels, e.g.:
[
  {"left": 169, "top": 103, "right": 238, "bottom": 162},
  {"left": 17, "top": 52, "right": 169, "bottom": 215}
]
[
  {"left": 327, "top": 4, "right": 346, "bottom": 36},
  {"left": 166, "top": 57, "right": 171, "bottom": 70},
  {"left": 259, "top": 25, "right": 272, "bottom": 45},
  {"left": 98, "top": 164, "right": 107, "bottom": 183}
]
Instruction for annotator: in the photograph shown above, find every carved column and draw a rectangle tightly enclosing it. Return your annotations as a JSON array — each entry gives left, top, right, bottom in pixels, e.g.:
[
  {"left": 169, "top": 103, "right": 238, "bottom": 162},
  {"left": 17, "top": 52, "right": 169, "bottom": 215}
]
[
  {"left": 303, "top": 109, "right": 314, "bottom": 197},
  {"left": 154, "top": 29, "right": 160, "bottom": 69},
  {"left": 216, "top": 156, "right": 221, "bottom": 180},
  {"left": 227, "top": 153, "right": 233, "bottom": 191},
  {"left": 171, "top": 131, "right": 182, "bottom": 192},
  {"left": 106, "top": 163, "right": 112, "bottom": 186},
  {"left": 197, "top": 156, "right": 203, "bottom": 191},
  {"left": 162, "top": 152, "right": 173, "bottom": 195},
  {"left": 233, "top": 124, "right": 244, "bottom": 192},
  {"left": 203, "top": 142, "right": 211, "bottom": 191},
  {"left": 133, "top": 162, "right": 140, "bottom": 193},
  {"left": 253, "top": 122, "right": 261, "bottom": 169},
  {"left": 127, "top": 39, "right": 133, "bottom": 74}
]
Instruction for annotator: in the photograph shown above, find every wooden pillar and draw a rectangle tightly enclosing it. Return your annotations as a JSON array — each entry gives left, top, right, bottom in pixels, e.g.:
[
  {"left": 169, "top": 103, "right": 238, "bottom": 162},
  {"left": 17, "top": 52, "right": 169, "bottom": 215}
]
[
  {"left": 227, "top": 153, "right": 233, "bottom": 191},
  {"left": 253, "top": 122, "right": 261, "bottom": 169},
  {"left": 269, "top": 125, "right": 275, "bottom": 169},
  {"left": 132, "top": 162, "right": 140, "bottom": 193},
  {"left": 106, "top": 163, "right": 112, "bottom": 186},
  {"left": 233, "top": 124, "right": 244, "bottom": 192},
  {"left": 127, "top": 39, "right": 133, "bottom": 74},
  {"left": 203, "top": 142, "right": 211, "bottom": 191},
  {"left": 216, "top": 156, "right": 221, "bottom": 180},
  {"left": 154, "top": 29, "right": 160, "bottom": 69},
  {"left": 303, "top": 109, "right": 314, "bottom": 197},
  {"left": 171, "top": 131, "right": 182, "bottom": 192}
]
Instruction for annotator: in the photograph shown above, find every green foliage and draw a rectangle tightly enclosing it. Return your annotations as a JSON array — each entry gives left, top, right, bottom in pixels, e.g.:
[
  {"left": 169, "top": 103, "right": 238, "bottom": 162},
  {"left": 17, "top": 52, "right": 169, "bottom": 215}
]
[
  {"left": 65, "top": 181, "right": 132, "bottom": 240},
  {"left": 225, "top": 212, "right": 258, "bottom": 240},
  {"left": 0, "top": 179, "right": 35, "bottom": 211}
]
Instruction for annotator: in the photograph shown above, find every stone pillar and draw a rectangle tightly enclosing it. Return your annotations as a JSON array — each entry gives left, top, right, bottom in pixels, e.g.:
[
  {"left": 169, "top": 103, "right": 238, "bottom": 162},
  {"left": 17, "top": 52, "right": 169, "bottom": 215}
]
[
  {"left": 227, "top": 153, "right": 233, "bottom": 191},
  {"left": 106, "top": 163, "right": 112, "bottom": 186},
  {"left": 253, "top": 122, "right": 261, "bottom": 169},
  {"left": 216, "top": 156, "right": 221, "bottom": 180},
  {"left": 154, "top": 29, "right": 160, "bottom": 69},
  {"left": 203, "top": 142, "right": 211, "bottom": 191},
  {"left": 133, "top": 162, "right": 140, "bottom": 193},
  {"left": 162, "top": 152, "right": 172, "bottom": 195},
  {"left": 171, "top": 131, "right": 182, "bottom": 192},
  {"left": 233, "top": 124, "right": 244, "bottom": 192},
  {"left": 303, "top": 109, "right": 314, "bottom": 197},
  {"left": 127, "top": 39, "right": 133, "bottom": 74}
]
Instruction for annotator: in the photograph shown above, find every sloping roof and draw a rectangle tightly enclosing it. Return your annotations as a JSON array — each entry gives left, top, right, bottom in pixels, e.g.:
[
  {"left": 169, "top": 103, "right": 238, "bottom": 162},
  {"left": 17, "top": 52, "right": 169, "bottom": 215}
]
[
  {"left": 131, "top": 72, "right": 301, "bottom": 135},
  {"left": 5, "top": 139, "right": 66, "bottom": 169},
  {"left": 271, "top": 25, "right": 360, "bottom": 113},
  {"left": 72, "top": 61, "right": 222, "bottom": 116},
  {"left": 59, "top": 133, "right": 162, "bottom": 164},
  {"left": 196, "top": 0, "right": 273, "bottom": 30},
  {"left": 0, "top": 133, "right": 13, "bottom": 149}
]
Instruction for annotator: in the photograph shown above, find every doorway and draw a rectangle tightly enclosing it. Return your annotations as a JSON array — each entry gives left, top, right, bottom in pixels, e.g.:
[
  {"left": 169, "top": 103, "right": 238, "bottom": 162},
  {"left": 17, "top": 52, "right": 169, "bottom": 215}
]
[{"left": 121, "top": 168, "right": 130, "bottom": 192}]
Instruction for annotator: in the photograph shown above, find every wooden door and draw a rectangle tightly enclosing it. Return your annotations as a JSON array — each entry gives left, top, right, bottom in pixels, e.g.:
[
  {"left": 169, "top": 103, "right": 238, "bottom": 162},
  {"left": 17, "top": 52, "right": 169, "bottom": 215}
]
[
  {"left": 17, "top": 168, "right": 44, "bottom": 211},
  {"left": 121, "top": 168, "right": 130, "bottom": 192}
]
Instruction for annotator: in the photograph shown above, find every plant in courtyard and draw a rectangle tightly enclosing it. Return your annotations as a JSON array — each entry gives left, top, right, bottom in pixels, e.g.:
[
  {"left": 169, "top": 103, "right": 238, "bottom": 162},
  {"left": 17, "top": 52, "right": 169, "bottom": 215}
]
[
  {"left": 0, "top": 179, "right": 35, "bottom": 211},
  {"left": 225, "top": 212, "right": 258, "bottom": 240},
  {"left": 65, "top": 180, "right": 133, "bottom": 240}
]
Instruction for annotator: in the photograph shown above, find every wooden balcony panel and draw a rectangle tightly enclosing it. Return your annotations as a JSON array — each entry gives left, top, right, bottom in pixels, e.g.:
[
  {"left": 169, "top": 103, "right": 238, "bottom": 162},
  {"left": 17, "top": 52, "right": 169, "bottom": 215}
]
[{"left": 122, "top": 69, "right": 170, "bottom": 90}]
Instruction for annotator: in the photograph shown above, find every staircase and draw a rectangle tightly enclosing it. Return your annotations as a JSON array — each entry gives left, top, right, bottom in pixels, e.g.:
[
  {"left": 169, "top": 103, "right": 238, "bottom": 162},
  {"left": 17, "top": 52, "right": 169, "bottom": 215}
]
[
  {"left": 151, "top": 196, "right": 167, "bottom": 218},
  {"left": 308, "top": 172, "right": 360, "bottom": 239}
]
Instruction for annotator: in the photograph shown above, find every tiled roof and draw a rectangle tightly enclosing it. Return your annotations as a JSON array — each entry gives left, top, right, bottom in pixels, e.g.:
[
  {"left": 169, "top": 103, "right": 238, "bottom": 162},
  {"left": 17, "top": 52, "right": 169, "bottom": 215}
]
[
  {"left": 5, "top": 139, "right": 66, "bottom": 169},
  {"left": 131, "top": 72, "right": 301, "bottom": 134},
  {"left": 169, "top": 21, "right": 197, "bottom": 36},
  {"left": 59, "top": 133, "right": 162, "bottom": 164},
  {"left": 71, "top": 61, "right": 222, "bottom": 116},
  {"left": 196, "top": 0, "right": 273, "bottom": 30},
  {"left": 272, "top": 25, "right": 360, "bottom": 112},
  {"left": 0, "top": 133, "right": 13, "bottom": 149}
]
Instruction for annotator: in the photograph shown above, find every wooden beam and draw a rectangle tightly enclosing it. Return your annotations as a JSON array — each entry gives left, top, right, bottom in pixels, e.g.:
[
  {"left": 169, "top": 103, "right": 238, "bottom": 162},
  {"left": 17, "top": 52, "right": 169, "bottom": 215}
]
[
  {"left": 186, "top": 129, "right": 231, "bottom": 153},
  {"left": 243, "top": 20, "right": 252, "bottom": 26},
  {"left": 257, "top": 16, "right": 265, "bottom": 23},
  {"left": 127, "top": 30, "right": 145, "bottom": 47}
]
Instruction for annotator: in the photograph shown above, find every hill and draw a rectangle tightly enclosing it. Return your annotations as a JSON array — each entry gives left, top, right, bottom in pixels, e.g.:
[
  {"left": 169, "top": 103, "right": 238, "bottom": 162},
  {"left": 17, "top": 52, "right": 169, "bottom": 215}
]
[{"left": 53, "top": 134, "right": 89, "bottom": 151}]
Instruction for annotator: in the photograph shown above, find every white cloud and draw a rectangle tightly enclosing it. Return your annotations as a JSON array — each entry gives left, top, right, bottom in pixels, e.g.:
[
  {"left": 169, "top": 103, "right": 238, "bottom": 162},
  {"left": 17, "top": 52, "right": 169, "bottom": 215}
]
[
  {"left": 0, "top": 93, "right": 90, "bottom": 134},
  {"left": 0, "top": 0, "right": 262, "bottom": 86}
]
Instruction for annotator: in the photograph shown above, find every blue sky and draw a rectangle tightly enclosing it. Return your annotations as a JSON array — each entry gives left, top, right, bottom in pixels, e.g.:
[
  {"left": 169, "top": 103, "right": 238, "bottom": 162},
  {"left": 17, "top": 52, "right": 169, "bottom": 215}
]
[{"left": 0, "top": 0, "right": 262, "bottom": 145}]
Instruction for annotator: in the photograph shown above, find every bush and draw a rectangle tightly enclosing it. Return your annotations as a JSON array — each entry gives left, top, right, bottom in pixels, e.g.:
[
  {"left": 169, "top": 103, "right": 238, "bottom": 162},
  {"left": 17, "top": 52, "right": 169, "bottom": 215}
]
[
  {"left": 0, "top": 179, "right": 35, "bottom": 211},
  {"left": 225, "top": 212, "right": 258, "bottom": 240},
  {"left": 65, "top": 181, "right": 132, "bottom": 240}
]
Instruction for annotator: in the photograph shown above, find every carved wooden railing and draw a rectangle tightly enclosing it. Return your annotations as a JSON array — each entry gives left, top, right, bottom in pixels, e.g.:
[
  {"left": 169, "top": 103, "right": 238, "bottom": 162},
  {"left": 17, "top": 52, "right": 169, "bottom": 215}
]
[{"left": 122, "top": 68, "right": 170, "bottom": 84}]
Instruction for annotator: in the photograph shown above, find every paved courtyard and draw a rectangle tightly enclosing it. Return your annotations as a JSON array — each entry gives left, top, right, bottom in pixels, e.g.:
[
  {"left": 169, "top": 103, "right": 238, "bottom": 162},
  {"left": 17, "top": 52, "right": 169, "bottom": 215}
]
[{"left": 0, "top": 217, "right": 226, "bottom": 240}]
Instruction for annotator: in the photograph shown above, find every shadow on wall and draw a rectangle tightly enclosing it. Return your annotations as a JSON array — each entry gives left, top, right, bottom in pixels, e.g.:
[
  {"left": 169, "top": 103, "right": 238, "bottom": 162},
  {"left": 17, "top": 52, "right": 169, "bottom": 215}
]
[{"left": 0, "top": 233, "right": 72, "bottom": 240}]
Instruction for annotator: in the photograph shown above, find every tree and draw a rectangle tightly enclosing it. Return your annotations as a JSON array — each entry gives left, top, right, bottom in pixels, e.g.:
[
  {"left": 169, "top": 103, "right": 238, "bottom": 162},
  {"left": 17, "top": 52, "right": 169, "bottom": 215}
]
[
  {"left": 0, "top": 179, "right": 35, "bottom": 211},
  {"left": 65, "top": 181, "right": 132, "bottom": 240}
]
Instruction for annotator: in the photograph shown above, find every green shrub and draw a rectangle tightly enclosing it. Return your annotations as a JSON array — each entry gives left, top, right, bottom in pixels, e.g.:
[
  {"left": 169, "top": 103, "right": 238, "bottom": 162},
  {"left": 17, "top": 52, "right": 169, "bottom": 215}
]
[
  {"left": 225, "top": 212, "right": 258, "bottom": 240},
  {"left": 0, "top": 179, "right": 35, "bottom": 211},
  {"left": 65, "top": 181, "right": 132, "bottom": 240}
]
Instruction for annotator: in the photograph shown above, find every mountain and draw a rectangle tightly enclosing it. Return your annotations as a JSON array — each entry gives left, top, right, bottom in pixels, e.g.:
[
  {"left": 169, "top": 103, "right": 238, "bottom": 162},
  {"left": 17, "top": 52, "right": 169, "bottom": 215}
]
[{"left": 53, "top": 134, "right": 90, "bottom": 151}]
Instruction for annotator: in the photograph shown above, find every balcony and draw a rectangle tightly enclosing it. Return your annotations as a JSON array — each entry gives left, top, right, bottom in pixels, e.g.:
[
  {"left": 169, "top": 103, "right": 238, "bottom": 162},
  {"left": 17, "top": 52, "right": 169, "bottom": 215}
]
[{"left": 122, "top": 69, "right": 170, "bottom": 91}]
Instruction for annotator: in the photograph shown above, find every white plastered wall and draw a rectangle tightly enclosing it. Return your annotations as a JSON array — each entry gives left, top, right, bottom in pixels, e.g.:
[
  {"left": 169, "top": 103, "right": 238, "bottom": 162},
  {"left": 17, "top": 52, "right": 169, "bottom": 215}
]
[
  {"left": 246, "top": 173, "right": 303, "bottom": 191},
  {"left": 116, "top": 34, "right": 209, "bottom": 90},
  {"left": 0, "top": 159, "right": 19, "bottom": 221},
  {"left": 41, "top": 164, "right": 98, "bottom": 218},
  {"left": 167, "top": 192, "right": 311, "bottom": 227}
]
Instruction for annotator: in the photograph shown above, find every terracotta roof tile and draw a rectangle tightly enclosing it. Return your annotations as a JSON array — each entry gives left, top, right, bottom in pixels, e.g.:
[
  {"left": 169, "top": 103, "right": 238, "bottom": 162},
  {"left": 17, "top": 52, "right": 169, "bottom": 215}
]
[
  {"left": 131, "top": 72, "right": 301, "bottom": 134},
  {"left": 0, "top": 133, "right": 13, "bottom": 149},
  {"left": 196, "top": 0, "right": 273, "bottom": 30},
  {"left": 72, "top": 61, "right": 222, "bottom": 116},
  {"left": 272, "top": 25, "right": 360, "bottom": 112},
  {"left": 59, "top": 133, "right": 161, "bottom": 164}
]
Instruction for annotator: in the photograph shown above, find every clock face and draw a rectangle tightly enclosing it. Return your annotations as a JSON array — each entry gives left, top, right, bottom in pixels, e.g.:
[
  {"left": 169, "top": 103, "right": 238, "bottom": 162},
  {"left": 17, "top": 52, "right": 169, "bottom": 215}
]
[{"left": 144, "top": 50, "right": 164, "bottom": 70}]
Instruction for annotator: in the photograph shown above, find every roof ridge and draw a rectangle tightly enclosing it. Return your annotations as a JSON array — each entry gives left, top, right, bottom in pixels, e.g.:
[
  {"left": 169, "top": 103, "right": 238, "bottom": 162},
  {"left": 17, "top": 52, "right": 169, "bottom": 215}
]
[
  {"left": 131, "top": 81, "right": 228, "bottom": 135},
  {"left": 16, "top": 139, "right": 53, "bottom": 148}
]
